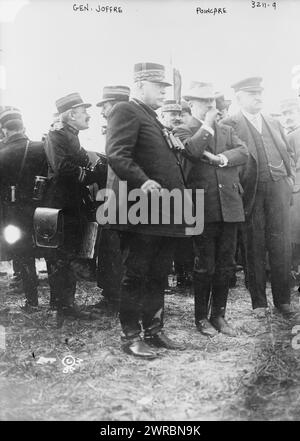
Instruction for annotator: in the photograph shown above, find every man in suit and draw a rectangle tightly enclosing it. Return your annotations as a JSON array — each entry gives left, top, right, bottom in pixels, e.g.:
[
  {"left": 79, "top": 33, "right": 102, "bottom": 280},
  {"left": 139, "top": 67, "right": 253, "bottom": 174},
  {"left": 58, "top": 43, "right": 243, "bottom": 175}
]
[
  {"left": 104, "top": 62, "right": 194, "bottom": 359},
  {"left": 0, "top": 108, "right": 46, "bottom": 310},
  {"left": 222, "top": 77, "right": 296, "bottom": 318},
  {"left": 174, "top": 82, "right": 248, "bottom": 337}
]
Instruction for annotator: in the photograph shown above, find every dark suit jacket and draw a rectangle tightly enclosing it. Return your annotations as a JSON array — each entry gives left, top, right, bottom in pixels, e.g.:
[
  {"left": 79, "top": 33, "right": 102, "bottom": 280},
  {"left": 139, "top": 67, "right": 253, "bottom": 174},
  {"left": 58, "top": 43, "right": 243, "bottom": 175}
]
[
  {"left": 104, "top": 99, "right": 195, "bottom": 237},
  {"left": 222, "top": 112, "right": 296, "bottom": 218},
  {"left": 174, "top": 117, "right": 248, "bottom": 223}
]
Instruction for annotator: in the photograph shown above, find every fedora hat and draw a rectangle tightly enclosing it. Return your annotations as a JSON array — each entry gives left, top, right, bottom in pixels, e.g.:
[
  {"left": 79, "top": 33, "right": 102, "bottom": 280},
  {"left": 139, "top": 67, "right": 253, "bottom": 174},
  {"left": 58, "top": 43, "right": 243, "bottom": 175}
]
[{"left": 183, "top": 82, "right": 221, "bottom": 101}]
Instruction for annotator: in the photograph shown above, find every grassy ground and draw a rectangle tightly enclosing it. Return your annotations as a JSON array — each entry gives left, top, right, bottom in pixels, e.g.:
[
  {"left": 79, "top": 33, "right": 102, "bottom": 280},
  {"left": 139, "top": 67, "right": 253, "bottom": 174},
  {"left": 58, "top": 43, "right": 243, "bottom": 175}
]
[{"left": 0, "top": 260, "right": 300, "bottom": 421}]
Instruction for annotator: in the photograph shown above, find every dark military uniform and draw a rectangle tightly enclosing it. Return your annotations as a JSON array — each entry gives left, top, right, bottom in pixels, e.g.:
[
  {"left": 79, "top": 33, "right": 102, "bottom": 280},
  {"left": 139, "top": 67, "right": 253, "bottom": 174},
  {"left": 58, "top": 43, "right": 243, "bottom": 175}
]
[
  {"left": 0, "top": 133, "right": 46, "bottom": 306},
  {"left": 105, "top": 98, "right": 192, "bottom": 340},
  {"left": 44, "top": 123, "right": 101, "bottom": 312}
]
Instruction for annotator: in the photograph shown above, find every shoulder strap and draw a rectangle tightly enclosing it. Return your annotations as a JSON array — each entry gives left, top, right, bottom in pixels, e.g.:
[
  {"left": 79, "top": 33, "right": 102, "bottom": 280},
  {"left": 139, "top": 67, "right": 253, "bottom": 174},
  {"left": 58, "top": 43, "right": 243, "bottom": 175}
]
[{"left": 17, "top": 140, "right": 30, "bottom": 185}]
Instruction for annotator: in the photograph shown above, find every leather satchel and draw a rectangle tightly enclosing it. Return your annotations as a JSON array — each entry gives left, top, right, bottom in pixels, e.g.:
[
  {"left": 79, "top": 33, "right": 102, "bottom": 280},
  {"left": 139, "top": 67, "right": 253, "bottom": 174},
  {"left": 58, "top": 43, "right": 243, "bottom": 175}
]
[{"left": 33, "top": 207, "right": 64, "bottom": 248}]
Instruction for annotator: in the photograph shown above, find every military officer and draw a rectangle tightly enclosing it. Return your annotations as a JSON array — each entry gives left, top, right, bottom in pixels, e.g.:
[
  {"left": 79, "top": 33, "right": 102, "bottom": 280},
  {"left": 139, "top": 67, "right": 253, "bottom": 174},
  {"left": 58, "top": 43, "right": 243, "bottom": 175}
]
[
  {"left": 280, "top": 98, "right": 300, "bottom": 278},
  {"left": 95, "top": 86, "right": 130, "bottom": 311},
  {"left": 44, "top": 92, "right": 102, "bottom": 319},
  {"left": 105, "top": 62, "right": 191, "bottom": 358},
  {"left": 96, "top": 85, "right": 130, "bottom": 120},
  {"left": 174, "top": 82, "right": 248, "bottom": 337},
  {"left": 160, "top": 100, "right": 182, "bottom": 130},
  {"left": 160, "top": 100, "right": 193, "bottom": 287},
  {"left": 180, "top": 100, "right": 194, "bottom": 127},
  {"left": 0, "top": 108, "right": 46, "bottom": 310}
]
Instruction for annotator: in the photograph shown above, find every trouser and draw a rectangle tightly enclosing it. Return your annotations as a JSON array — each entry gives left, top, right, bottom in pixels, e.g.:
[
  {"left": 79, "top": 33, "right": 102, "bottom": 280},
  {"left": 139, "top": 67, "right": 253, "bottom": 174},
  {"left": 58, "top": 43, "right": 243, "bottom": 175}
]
[
  {"left": 174, "top": 237, "right": 193, "bottom": 279},
  {"left": 292, "top": 244, "right": 300, "bottom": 271},
  {"left": 96, "top": 228, "right": 123, "bottom": 308},
  {"left": 46, "top": 257, "right": 77, "bottom": 309},
  {"left": 12, "top": 257, "right": 22, "bottom": 277},
  {"left": 193, "top": 222, "right": 238, "bottom": 324},
  {"left": 245, "top": 179, "right": 292, "bottom": 309},
  {"left": 18, "top": 255, "right": 38, "bottom": 305},
  {"left": 119, "top": 232, "right": 175, "bottom": 339}
]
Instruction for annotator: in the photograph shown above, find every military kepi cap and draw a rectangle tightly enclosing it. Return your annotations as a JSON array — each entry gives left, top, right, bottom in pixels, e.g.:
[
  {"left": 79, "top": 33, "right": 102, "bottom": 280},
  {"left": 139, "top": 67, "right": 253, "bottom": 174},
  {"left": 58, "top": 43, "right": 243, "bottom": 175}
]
[
  {"left": 0, "top": 107, "right": 22, "bottom": 128},
  {"left": 161, "top": 100, "right": 182, "bottom": 113},
  {"left": 56, "top": 92, "right": 91, "bottom": 114},
  {"left": 134, "top": 62, "right": 172, "bottom": 86},
  {"left": 231, "top": 77, "right": 263, "bottom": 93},
  {"left": 96, "top": 85, "right": 130, "bottom": 107}
]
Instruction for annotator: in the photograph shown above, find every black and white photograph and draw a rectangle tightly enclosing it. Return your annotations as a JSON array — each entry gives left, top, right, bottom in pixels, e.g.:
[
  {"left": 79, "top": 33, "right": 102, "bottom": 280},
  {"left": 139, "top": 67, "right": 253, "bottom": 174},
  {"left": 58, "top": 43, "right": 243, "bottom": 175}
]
[{"left": 1, "top": 0, "right": 300, "bottom": 427}]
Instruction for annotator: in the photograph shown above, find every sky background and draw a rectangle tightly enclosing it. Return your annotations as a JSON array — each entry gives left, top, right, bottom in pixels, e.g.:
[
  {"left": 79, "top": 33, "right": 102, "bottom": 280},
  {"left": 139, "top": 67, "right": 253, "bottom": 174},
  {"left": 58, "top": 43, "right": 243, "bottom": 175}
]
[{"left": 0, "top": 0, "right": 300, "bottom": 152}]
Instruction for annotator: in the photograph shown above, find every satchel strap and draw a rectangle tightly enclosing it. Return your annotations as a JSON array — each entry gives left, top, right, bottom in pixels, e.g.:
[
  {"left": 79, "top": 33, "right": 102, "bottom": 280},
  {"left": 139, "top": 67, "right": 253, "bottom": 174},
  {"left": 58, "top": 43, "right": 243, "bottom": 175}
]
[{"left": 16, "top": 140, "right": 30, "bottom": 186}]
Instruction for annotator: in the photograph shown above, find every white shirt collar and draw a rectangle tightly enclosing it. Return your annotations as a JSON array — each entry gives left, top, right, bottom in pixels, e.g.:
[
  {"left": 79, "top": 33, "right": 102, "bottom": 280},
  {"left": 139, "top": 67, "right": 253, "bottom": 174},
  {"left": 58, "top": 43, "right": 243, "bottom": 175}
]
[
  {"left": 241, "top": 109, "right": 262, "bottom": 122},
  {"left": 241, "top": 109, "right": 262, "bottom": 133}
]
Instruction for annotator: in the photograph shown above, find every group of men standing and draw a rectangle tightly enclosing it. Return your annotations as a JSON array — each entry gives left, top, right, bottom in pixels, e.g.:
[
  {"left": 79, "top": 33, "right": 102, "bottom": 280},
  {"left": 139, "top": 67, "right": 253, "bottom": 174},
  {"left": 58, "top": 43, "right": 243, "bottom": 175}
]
[{"left": 0, "top": 61, "right": 298, "bottom": 360}]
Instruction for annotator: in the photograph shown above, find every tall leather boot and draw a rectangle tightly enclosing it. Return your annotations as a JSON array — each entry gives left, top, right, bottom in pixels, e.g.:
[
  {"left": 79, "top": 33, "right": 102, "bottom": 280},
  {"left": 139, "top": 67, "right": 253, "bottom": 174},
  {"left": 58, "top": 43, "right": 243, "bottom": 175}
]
[
  {"left": 193, "top": 273, "right": 218, "bottom": 336},
  {"left": 20, "top": 257, "right": 38, "bottom": 308},
  {"left": 46, "top": 260, "right": 59, "bottom": 310},
  {"left": 210, "top": 280, "right": 236, "bottom": 336},
  {"left": 193, "top": 272, "right": 211, "bottom": 324}
]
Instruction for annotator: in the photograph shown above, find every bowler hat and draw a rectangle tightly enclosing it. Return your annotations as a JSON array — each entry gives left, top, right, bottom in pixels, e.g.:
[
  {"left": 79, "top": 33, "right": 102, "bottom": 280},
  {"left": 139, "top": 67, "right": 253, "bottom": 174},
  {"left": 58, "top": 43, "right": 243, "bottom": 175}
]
[
  {"left": 134, "top": 62, "right": 172, "bottom": 87},
  {"left": 96, "top": 85, "right": 130, "bottom": 107},
  {"left": 56, "top": 92, "right": 91, "bottom": 114}
]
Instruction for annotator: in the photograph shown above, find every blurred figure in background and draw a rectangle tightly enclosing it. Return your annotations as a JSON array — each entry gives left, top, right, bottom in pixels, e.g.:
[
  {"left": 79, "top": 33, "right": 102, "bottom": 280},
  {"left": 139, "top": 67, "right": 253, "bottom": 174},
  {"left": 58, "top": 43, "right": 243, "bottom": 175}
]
[
  {"left": 280, "top": 98, "right": 300, "bottom": 282},
  {"left": 216, "top": 93, "right": 232, "bottom": 122},
  {"left": 0, "top": 107, "right": 46, "bottom": 310},
  {"left": 161, "top": 100, "right": 193, "bottom": 288},
  {"left": 160, "top": 99, "right": 182, "bottom": 130}
]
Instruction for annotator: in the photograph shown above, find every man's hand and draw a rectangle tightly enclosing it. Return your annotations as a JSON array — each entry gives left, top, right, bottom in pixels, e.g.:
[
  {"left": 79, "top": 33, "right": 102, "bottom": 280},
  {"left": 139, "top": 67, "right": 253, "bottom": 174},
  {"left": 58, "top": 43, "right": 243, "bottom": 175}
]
[
  {"left": 202, "top": 151, "right": 222, "bottom": 165},
  {"left": 204, "top": 108, "right": 220, "bottom": 128},
  {"left": 141, "top": 179, "right": 162, "bottom": 194}
]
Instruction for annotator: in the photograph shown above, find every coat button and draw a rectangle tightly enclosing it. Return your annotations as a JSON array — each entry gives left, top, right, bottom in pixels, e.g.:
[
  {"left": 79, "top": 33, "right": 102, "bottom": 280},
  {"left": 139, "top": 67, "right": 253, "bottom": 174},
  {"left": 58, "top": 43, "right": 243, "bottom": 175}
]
[{"left": 218, "top": 184, "right": 223, "bottom": 188}]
